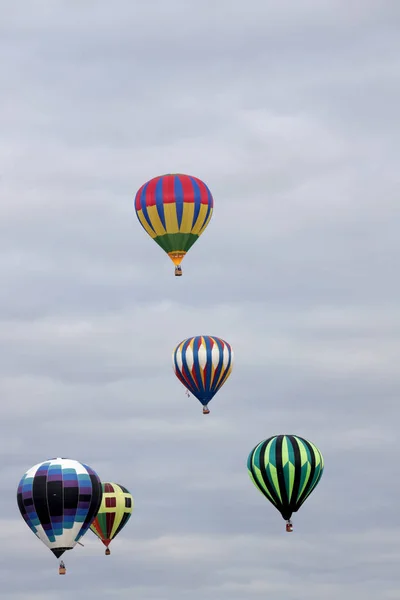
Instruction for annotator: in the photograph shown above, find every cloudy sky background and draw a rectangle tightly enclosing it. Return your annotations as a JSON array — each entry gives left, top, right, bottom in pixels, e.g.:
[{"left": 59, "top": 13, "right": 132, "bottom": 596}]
[{"left": 0, "top": 0, "right": 399, "bottom": 598}]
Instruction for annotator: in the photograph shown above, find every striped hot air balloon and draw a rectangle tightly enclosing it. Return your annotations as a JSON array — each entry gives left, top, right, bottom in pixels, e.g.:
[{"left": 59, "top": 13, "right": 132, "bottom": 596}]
[
  {"left": 90, "top": 482, "right": 133, "bottom": 555},
  {"left": 173, "top": 335, "right": 234, "bottom": 414},
  {"left": 17, "top": 457, "right": 102, "bottom": 574},
  {"left": 134, "top": 173, "right": 214, "bottom": 276},
  {"left": 247, "top": 435, "right": 324, "bottom": 532}
]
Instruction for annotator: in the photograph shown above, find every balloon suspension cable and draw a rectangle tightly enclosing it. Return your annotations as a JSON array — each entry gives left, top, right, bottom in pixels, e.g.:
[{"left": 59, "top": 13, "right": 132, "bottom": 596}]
[{"left": 77, "top": 541, "right": 84, "bottom": 547}]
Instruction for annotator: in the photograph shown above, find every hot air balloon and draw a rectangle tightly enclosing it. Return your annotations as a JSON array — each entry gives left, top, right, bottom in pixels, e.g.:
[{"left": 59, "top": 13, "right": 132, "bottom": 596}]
[
  {"left": 247, "top": 435, "right": 324, "bottom": 532},
  {"left": 17, "top": 457, "right": 102, "bottom": 574},
  {"left": 90, "top": 482, "right": 133, "bottom": 555},
  {"left": 173, "top": 335, "right": 234, "bottom": 414},
  {"left": 134, "top": 173, "right": 214, "bottom": 276}
]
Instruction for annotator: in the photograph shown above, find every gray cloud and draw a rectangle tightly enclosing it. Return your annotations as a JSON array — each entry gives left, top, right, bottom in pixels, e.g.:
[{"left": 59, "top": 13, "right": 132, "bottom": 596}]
[{"left": 1, "top": 0, "right": 399, "bottom": 598}]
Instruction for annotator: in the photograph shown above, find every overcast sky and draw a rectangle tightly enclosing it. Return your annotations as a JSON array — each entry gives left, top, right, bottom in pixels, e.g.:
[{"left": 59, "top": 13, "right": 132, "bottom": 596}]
[{"left": 1, "top": 0, "right": 399, "bottom": 598}]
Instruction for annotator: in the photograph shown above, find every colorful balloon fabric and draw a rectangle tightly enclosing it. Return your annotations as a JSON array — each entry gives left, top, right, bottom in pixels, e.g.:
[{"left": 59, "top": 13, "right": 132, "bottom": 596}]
[
  {"left": 90, "top": 482, "right": 133, "bottom": 554},
  {"left": 247, "top": 435, "right": 324, "bottom": 527},
  {"left": 134, "top": 173, "right": 214, "bottom": 275},
  {"left": 17, "top": 457, "right": 102, "bottom": 559},
  {"left": 173, "top": 335, "right": 234, "bottom": 413}
]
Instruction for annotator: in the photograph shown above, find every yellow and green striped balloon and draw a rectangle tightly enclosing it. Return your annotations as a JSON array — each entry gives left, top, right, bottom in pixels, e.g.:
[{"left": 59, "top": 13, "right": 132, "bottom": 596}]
[
  {"left": 90, "top": 482, "right": 133, "bottom": 554},
  {"left": 134, "top": 173, "right": 214, "bottom": 275},
  {"left": 247, "top": 435, "right": 324, "bottom": 524}
]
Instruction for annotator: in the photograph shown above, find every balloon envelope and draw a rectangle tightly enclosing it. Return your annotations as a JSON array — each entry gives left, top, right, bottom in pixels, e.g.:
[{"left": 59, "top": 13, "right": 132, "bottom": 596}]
[
  {"left": 90, "top": 482, "right": 133, "bottom": 549},
  {"left": 247, "top": 435, "right": 324, "bottom": 521},
  {"left": 173, "top": 335, "right": 233, "bottom": 407},
  {"left": 134, "top": 173, "right": 214, "bottom": 268},
  {"left": 17, "top": 457, "right": 102, "bottom": 558}
]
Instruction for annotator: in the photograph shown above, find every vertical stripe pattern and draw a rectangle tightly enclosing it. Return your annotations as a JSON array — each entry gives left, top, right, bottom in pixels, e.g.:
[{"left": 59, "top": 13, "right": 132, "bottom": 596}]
[
  {"left": 90, "top": 482, "right": 133, "bottom": 548},
  {"left": 134, "top": 173, "right": 214, "bottom": 265},
  {"left": 173, "top": 336, "right": 234, "bottom": 406},
  {"left": 247, "top": 435, "right": 324, "bottom": 521},
  {"left": 17, "top": 458, "right": 102, "bottom": 558}
]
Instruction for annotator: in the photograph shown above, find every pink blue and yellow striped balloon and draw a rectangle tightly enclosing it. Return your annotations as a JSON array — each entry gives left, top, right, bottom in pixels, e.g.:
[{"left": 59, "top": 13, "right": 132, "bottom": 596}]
[
  {"left": 173, "top": 336, "right": 234, "bottom": 410},
  {"left": 134, "top": 174, "right": 214, "bottom": 272}
]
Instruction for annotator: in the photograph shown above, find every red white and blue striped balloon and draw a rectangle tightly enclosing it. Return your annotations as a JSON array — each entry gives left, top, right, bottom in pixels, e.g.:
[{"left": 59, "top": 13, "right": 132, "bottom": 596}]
[{"left": 173, "top": 336, "right": 234, "bottom": 407}]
